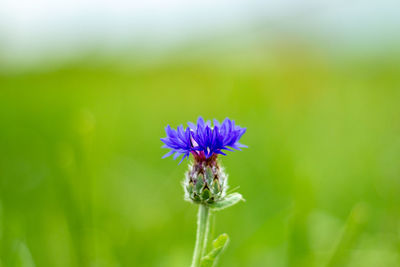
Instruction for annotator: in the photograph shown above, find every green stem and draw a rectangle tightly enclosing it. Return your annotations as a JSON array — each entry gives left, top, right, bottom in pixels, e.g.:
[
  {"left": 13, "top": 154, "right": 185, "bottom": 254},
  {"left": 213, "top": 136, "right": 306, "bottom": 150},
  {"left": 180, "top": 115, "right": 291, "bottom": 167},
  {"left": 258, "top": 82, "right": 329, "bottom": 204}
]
[
  {"left": 191, "top": 204, "right": 210, "bottom": 267},
  {"left": 205, "top": 211, "right": 215, "bottom": 255}
]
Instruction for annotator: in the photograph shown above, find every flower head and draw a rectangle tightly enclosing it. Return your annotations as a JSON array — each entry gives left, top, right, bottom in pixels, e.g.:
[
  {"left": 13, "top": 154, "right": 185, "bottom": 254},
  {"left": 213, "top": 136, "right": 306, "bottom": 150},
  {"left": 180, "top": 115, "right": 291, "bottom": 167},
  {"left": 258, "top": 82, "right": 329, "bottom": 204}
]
[{"left": 161, "top": 117, "right": 246, "bottom": 163}]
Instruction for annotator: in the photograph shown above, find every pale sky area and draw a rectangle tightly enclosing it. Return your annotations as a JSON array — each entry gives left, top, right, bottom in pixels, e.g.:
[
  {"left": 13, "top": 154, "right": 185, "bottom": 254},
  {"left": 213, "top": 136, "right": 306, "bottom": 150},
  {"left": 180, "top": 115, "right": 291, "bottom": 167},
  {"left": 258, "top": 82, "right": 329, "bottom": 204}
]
[{"left": 0, "top": 0, "right": 399, "bottom": 66}]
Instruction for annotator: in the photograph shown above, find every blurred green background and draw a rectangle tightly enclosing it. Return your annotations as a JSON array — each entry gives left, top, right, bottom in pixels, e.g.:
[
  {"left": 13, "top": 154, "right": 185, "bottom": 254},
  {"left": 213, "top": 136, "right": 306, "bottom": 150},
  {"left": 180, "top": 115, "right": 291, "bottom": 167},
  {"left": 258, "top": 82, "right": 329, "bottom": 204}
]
[{"left": 1, "top": 2, "right": 400, "bottom": 267}]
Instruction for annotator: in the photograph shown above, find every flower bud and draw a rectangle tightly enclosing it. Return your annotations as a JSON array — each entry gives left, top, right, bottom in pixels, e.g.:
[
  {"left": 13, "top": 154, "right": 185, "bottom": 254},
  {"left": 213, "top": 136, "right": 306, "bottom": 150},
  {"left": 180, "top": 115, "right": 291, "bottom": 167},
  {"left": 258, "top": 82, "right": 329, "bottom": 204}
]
[{"left": 183, "top": 159, "right": 228, "bottom": 204}]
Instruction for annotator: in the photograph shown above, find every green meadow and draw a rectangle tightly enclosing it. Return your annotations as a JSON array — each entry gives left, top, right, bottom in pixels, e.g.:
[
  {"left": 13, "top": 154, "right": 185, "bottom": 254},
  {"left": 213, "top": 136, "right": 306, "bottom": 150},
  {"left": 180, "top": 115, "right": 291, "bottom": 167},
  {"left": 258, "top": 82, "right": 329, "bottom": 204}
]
[{"left": 1, "top": 45, "right": 399, "bottom": 266}]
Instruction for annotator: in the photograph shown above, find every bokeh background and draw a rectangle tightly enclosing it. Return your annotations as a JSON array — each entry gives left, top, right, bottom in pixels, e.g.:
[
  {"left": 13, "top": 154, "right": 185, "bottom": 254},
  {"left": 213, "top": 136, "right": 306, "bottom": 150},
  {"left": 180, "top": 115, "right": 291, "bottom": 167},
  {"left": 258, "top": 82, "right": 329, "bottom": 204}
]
[{"left": 1, "top": 1, "right": 400, "bottom": 266}]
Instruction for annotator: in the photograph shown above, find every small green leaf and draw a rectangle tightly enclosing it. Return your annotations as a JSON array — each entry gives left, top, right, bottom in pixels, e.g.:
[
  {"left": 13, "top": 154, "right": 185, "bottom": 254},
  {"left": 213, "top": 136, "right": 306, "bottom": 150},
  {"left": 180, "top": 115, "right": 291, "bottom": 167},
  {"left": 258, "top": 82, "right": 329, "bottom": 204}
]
[
  {"left": 187, "top": 182, "right": 194, "bottom": 194},
  {"left": 195, "top": 175, "right": 204, "bottom": 193},
  {"left": 205, "top": 167, "right": 214, "bottom": 183},
  {"left": 208, "top": 193, "right": 244, "bottom": 211},
  {"left": 193, "top": 193, "right": 201, "bottom": 202},
  {"left": 212, "top": 180, "right": 221, "bottom": 194},
  {"left": 207, "top": 197, "right": 215, "bottom": 204},
  {"left": 200, "top": 234, "right": 230, "bottom": 267},
  {"left": 201, "top": 188, "right": 211, "bottom": 201}
]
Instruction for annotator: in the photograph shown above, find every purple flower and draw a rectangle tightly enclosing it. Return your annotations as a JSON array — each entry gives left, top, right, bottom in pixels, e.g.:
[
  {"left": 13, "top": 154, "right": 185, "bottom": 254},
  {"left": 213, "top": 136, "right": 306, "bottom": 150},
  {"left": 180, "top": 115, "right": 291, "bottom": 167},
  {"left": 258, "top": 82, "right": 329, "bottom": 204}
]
[{"left": 161, "top": 117, "right": 247, "bottom": 163}]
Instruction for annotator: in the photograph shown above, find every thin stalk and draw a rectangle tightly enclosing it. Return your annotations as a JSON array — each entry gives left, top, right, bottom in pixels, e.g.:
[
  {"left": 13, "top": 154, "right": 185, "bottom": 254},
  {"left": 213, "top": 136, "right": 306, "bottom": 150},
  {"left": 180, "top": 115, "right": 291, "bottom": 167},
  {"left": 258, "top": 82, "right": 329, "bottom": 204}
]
[
  {"left": 204, "top": 211, "right": 215, "bottom": 256},
  {"left": 191, "top": 204, "right": 210, "bottom": 267}
]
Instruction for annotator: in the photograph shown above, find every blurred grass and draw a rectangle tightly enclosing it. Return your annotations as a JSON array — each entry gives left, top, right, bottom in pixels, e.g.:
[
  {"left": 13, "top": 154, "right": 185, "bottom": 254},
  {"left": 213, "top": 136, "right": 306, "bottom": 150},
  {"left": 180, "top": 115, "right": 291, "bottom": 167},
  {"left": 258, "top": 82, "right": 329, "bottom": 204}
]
[{"left": 0, "top": 45, "right": 400, "bottom": 267}]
